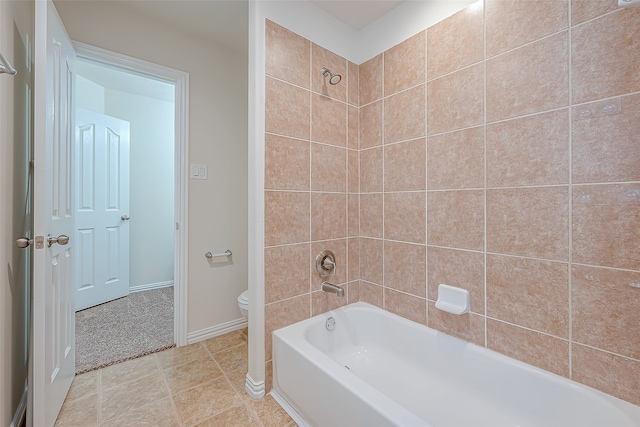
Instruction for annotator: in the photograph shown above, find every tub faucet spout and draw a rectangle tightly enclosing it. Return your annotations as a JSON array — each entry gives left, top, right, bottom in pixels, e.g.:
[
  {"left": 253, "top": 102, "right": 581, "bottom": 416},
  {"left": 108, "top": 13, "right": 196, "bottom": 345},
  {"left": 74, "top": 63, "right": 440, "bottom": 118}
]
[{"left": 321, "top": 281, "right": 344, "bottom": 297}]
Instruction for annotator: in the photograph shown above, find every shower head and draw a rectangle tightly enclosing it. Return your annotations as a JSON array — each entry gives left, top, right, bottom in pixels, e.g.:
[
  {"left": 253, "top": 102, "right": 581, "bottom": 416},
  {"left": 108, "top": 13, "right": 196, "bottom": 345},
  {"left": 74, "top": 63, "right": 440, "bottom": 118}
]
[{"left": 321, "top": 67, "right": 342, "bottom": 85}]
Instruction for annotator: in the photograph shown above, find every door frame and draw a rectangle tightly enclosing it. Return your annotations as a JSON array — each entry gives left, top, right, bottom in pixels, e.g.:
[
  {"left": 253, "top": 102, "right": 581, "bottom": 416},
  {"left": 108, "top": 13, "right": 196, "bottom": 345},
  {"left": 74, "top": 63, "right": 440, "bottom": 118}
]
[{"left": 72, "top": 41, "right": 189, "bottom": 346}]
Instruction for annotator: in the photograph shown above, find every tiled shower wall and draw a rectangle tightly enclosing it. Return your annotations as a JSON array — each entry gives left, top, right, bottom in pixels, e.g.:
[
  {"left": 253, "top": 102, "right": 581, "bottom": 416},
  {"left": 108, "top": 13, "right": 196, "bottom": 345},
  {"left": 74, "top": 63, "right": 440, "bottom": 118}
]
[
  {"left": 264, "top": 0, "right": 640, "bottom": 405},
  {"left": 263, "top": 20, "right": 360, "bottom": 391}
]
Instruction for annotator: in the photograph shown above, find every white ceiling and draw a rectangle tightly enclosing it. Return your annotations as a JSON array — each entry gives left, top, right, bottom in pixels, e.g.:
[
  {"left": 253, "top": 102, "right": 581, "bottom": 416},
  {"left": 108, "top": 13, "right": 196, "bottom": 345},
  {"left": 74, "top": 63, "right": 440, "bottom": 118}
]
[{"left": 113, "top": 0, "right": 407, "bottom": 56}]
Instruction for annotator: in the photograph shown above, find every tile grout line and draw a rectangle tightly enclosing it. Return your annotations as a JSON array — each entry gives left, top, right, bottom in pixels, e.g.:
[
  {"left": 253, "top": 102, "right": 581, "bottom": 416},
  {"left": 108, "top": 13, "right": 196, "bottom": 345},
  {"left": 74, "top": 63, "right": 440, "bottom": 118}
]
[
  {"left": 154, "top": 353, "right": 185, "bottom": 427},
  {"left": 381, "top": 51, "right": 386, "bottom": 308},
  {"left": 483, "top": 0, "right": 488, "bottom": 349},
  {"left": 424, "top": 28, "right": 430, "bottom": 326},
  {"left": 567, "top": 0, "right": 574, "bottom": 380}
]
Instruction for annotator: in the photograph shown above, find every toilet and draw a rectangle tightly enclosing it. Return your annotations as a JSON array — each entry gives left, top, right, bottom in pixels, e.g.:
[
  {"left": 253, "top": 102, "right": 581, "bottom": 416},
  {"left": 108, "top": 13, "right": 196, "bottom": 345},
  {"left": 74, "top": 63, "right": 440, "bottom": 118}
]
[{"left": 237, "top": 290, "right": 249, "bottom": 318}]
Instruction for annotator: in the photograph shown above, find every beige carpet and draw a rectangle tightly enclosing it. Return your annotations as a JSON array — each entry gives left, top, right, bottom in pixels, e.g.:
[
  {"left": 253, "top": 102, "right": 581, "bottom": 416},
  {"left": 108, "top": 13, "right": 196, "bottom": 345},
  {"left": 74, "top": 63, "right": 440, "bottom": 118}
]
[{"left": 75, "top": 287, "right": 175, "bottom": 374}]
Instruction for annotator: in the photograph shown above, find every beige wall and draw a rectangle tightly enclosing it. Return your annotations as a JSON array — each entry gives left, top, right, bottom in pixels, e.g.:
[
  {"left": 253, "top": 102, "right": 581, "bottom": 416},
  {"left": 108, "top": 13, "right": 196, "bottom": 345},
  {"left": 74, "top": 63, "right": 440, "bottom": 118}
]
[
  {"left": 0, "top": 0, "right": 33, "bottom": 423},
  {"left": 263, "top": 1, "right": 640, "bottom": 406},
  {"left": 55, "top": 1, "right": 249, "bottom": 334}
]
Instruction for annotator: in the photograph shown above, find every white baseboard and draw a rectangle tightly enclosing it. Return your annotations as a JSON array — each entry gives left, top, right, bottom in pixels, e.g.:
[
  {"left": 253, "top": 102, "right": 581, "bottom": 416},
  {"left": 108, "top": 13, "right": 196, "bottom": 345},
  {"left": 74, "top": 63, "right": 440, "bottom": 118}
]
[
  {"left": 270, "top": 390, "right": 307, "bottom": 426},
  {"left": 129, "top": 280, "right": 174, "bottom": 293},
  {"left": 244, "top": 373, "right": 266, "bottom": 400},
  {"left": 186, "top": 318, "right": 248, "bottom": 345},
  {"left": 10, "top": 383, "right": 28, "bottom": 427}
]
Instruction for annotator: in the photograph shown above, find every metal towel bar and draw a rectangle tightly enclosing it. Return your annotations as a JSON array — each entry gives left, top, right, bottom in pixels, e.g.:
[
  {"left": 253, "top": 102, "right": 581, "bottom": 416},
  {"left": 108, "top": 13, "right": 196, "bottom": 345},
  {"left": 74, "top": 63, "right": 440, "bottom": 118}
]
[
  {"left": 0, "top": 51, "right": 17, "bottom": 75},
  {"left": 205, "top": 249, "right": 232, "bottom": 259}
]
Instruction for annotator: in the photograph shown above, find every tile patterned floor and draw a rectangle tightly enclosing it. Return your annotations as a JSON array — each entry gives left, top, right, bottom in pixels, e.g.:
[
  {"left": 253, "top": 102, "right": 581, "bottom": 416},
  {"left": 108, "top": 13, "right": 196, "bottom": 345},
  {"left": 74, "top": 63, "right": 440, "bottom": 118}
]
[{"left": 55, "top": 329, "right": 295, "bottom": 427}]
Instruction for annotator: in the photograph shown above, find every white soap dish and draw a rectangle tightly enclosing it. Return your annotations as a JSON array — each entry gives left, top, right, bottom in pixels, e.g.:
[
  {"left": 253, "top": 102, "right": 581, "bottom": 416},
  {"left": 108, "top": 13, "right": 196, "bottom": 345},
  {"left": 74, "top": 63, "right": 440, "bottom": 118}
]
[{"left": 435, "top": 284, "right": 470, "bottom": 315}]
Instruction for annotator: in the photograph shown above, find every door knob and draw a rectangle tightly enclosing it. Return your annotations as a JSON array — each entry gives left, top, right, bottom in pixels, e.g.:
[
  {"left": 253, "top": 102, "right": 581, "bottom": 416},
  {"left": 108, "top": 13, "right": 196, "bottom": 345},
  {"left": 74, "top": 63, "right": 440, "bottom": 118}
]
[
  {"left": 47, "top": 234, "right": 69, "bottom": 247},
  {"left": 121, "top": 215, "right": 130, "bottom": 221},
  {"left": 16, "top": 237, "right": 34, "bottom": 248}
]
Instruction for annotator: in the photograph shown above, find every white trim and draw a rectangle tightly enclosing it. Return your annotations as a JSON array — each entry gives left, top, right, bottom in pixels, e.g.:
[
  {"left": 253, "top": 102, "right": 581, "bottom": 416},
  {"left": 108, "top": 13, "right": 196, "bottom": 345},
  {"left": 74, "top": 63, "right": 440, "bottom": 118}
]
[
  {"left": 129, "top": 280, "right": 174, "bottom": 293},
  {"left": 247, "top": 1, "right": 266, "bottom": 392},
  {"left": 270, "top": 390, "right": 308, "bottom": 426},
  {"left": 72, "top": 41, "right": 190, "bottom": 347},
  {"left": 187, "top": 318, "right": 248, "bottom": 345},
  {"left": 244, "top": 373, "right": 266, "bottom": 400},
  {"left": 10, "top": 383, "right": 28, "bottom": 427}
]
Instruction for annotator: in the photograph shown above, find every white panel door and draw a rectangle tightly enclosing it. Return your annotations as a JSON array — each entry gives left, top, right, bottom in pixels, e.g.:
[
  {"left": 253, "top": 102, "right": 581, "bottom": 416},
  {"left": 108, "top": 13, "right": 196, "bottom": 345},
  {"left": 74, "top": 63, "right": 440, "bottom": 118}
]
[
  {"left": 75, "top": 109, "right": 130, "bottom": 311},
  {"left": 32, "top": 1, "right": 75, "bottom": 425}
]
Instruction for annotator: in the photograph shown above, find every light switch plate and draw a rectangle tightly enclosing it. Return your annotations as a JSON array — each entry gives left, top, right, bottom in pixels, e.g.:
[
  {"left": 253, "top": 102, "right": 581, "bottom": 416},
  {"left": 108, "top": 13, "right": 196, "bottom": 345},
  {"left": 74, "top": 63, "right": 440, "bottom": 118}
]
[{"left": 191, "top": 163, "right": 208, "bottom": 180}]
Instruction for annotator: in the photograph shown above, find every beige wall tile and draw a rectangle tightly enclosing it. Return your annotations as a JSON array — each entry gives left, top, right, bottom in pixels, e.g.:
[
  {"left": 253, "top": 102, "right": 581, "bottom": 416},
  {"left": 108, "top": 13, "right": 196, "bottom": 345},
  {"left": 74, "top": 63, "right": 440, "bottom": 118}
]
[
  {"left": 359, "top": 281, "right": 383, "bottom": 307},
  {"left": 427, "top": 247, "right": 485, "bottom": 314},
  {"left": 384, "top": 192, "right": 427, "bottom": 244},
  {"left": 360, "top": 147, "right": 383, "bottom": 193},
  {"left": 427, "top": 4, "right": 484, "bottom": 80},
  {"left": 384, "top": 241, "right": 426, "bottom": 297},
  {"left": 311, "top": 94, "right": 347, "bottom": 147},
  {"left": 487, "top": 109, "right": 569, "bottom": 187},
  {"left": 427, "top": 190, "right": 484, "bottom": 251},
  {"left": 311, "top": 193, "right": 347, "bottom": 241},
  {"left": 487, "top": 187, "right": 569, "bottom": 260},
  {"left": 311, "top": 143, "right": 346, "bottom": 192},
  {"left": 428, "top": 305, "right": 485, "bottom": 346},
  {"left": 311, "top": 239, "right": 347, "bottom": 287},
  {"left": 360, "top": 238, "right": 383, "bottom": 285},
  {"left": 427, "top": 64, "right": 484, "bottom": 135},
  {"left": 312, "top": 289, "right": 348, "bottom": 315},
  {"left": 265, "top": 20, "right": 310, "bottom": 88},
  {"left": 486, "top": 0, "right": 568, "bottom": 57},
  {"left": 572, "top": 184, "right": 640, "bottom": 270},
  {"left": 265, "top": 294, "right": 310, "bottom": 361},
  {"left": 572, "top": 8, "right": 640, "bottom": 104},
  {"left": 384, "top": 288, "right": 427, "bottom": 325},
  {"left": 427, "top": 127, "right": 484, "bottom": 190},
  {"left": 359, "top": 193, "right": 383, "bottom": 238},
  {"left": 348, "top": 237, "right": 360, "bottom": 283},
  {"left": 571, "top": 0, "right": 619, "bottom": 26},
  {"left": 384, "top": 31, "right": 426, "bottom": 96},
  {"left": 312, "top": 43, "right": 347, "bottom": 102},
  {"left": 487, "top": 319, "right": 570, "bottom": 377},
  {"left": 348, "top": 149, "right": 359, "bottom": 194},
  {"left": 348, "top": 61, "right": 359, "bottom": 107},
  {"left": 572, "top": 344, "right": 640, "bottom": 406},
  {"left": 487, "top": 31, "right": 569, "bottom": 123},
  {"left": 572, "top": 94, "right": 640, "bottom": 183},
  {"left": 265, "top": 134, "right": 310, "bottom": 191},
  {"left": 385, "top": 138, "right": 426, "bottom": 191},
  {"left": 359, "top": 54, "right": 383, "bottom": 106},
  {"left": 264, "top": 191, "right": 310, "bottom": 247},
  {"left": 265, "top": 244, "right": 310, "bottom": 304},
  {"left": 572, "top": 265, "right": 640, "bottom": 360},
  {"left": 487, "top": 255, "right": 569, "bottom": 338},
  {"left": 265, "top": 77, "right": 310, "bottom": 139},
  {"left": 348, "top": 194, "right": 359, "bottom": 237},
  {"left": 384, "top": 85, "right": 426, "bottom": 144},
  {"left": 348, "top": 280, "right": 361, "bottom": 303},
  {"left": 348, "top": 106, "right": 359, "bottom": 150},
  {"left": 359, "top": 100, "right": 383, "bottom": 149}
]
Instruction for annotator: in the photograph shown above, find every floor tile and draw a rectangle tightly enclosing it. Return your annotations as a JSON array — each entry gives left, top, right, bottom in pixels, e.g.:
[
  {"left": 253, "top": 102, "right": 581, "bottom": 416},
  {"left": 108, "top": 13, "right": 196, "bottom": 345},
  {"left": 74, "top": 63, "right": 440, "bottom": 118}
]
[
  {"left": 213, "top": 343, "right": 248, "bottom": 373},
  {"left": 156, "top": 342, "right": 211, "bottom": 370},
  {"left": 100, "top": 354, "right": 159, "bottom": 390},
  {"left": 54, "top": 395, "right": 98, "bottom": 427},
  {"left": 203, "top": 329, "right": 247, "bottom": 354},
  {"left": 99, "top": 397, "right": 180, "bottom": 427},
  {"left": 65, "top": 371, "right": 98, "bottom": 403},
  {"left": 173, "top": 377, "right": 244, "bottom": 426},
  {"left": 163, "top": 357, "right": 223, "bottom": 395},
  {"left": 100, "top": 372, "right": 170, "bottom": 421},
  {"left": 193, "top": 404, "right": 259, "bottom": 426},
  {"left": 225, "top": 368, "right": 250, "bottom": 399},
  {"left": 248, "top": 394, "right": 295, "bottom": 427}
]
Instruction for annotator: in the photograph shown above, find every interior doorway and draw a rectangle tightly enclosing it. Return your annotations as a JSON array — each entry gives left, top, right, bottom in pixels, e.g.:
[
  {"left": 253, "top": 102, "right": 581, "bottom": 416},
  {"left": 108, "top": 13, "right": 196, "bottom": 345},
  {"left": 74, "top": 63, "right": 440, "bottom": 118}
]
[{"left": 71, "top": 43, "right": 189, "bottom": 372}]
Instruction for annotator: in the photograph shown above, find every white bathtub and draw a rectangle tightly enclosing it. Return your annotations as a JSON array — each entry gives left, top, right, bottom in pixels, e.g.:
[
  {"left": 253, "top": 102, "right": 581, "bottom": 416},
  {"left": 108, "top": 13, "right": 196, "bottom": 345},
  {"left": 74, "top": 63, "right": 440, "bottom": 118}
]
[{"left": 272, "top": 302, "right": 640, "bottom": 427}]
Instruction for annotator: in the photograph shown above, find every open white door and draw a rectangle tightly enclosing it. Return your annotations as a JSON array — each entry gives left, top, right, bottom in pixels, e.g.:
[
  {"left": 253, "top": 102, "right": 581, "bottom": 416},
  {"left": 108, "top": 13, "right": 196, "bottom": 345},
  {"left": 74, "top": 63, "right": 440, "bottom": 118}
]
[
  {"left": 75, "top": 108, "right": 130, "bottom": 311},
  {"left": 31, "top": 1, "right": 76, "bottom": 425}
]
